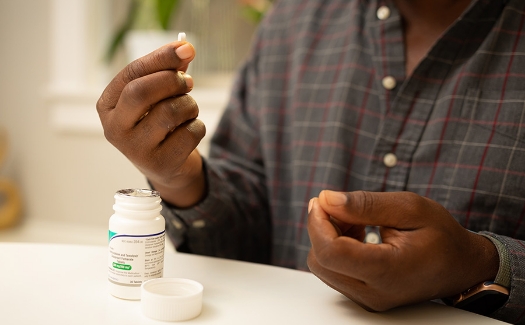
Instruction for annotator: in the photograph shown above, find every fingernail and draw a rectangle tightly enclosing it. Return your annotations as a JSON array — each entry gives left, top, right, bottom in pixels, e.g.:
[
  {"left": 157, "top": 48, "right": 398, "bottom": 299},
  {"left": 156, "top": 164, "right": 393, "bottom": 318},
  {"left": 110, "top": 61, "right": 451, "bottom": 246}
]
[
  {"left": 324, "top": 191, "right": 347, "bottom": 206},
  {"left": 175, "top": 44, "right": 193, "bottom": 60},
  {"left": 308, "top": 198, "right": 314, "bottom": 213}
]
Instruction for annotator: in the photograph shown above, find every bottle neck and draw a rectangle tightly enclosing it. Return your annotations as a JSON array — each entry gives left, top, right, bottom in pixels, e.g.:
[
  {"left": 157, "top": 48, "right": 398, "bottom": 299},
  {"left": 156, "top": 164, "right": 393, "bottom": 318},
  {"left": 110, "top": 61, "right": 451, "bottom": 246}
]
[{"left": 113, "top": 189, "right": 162, "bottom": 219}]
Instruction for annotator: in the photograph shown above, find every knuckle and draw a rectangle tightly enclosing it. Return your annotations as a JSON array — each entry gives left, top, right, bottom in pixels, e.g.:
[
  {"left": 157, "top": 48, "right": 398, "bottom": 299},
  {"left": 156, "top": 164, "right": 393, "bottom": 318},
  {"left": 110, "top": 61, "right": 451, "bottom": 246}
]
[
  {"left": 101, "top": 117, "right": 128, "bottom": 146},
  {"left": 186, "top": 119, "right": 206, "bottom": 141},
  {"left": 171, "top": 95, "right": 199, "bottom": 119},
  {"left": 404, "top": 191, "right": 421, "bottom": 203},
  {"left": 124, "top": 59, "right": 147, "bottom": 82},
  {"left": 313, "top": 240, "right": 338, "bottom": 270},
  {"left": 148, "top": 53, "right": 165, "bottom": 71},
  {"left": 95, "top": 96, "right": 105, "bottom": 113},
  {"left": 122, "top": 78, "right": 148, "bottom": 106},
  {"left": 306, "top": 248, "right": 337, "bottom": 280},
  {"left": 179, "top": 94, "right": 198, "bottom": 112},
  {"left": 314, "top": 251, "right": 330, "bottom": 269},
  {"left": 153, "top": 95, "right": 199, "bottom": 129},
  {"left": 103, "top": 126, "right": 119, "bottom": 144},
  {"left": 96, "top": 89, "right": 119, "bottom": 114},
  {"left": 353, "top": 291, "right": 389, "bottom": 312},
  {"left": 154, "top": 45, "right": 179, "bottom": 67},
  {"left": 306, "top": 250, "right": 321, "bottom": 274},
  {"left": 368, "top": 299, "right": 392, "bottom": 312},
  {"left": 354, "top": 190, "right": 375, "bottom": 216},
  {"left": 363, "top": 301, "right": 383, "bottom": 312},
  {"left": 403, "top": 191, "right": 427, "bottom": 213},
  {"left": 158, "top": 100, "right": 178, "bottom": 122},
  {"left": 138, "top": 118, "right": 154, "bottom": 134},
  {"left": 102, "top": 128, "right": 113, "bottom": 142}
]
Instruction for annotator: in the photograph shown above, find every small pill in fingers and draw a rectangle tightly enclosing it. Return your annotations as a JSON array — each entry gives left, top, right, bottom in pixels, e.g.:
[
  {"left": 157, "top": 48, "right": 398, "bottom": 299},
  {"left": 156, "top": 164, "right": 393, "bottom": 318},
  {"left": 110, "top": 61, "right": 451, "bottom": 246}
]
[{"left": 178, "top": 32, "right": 187, "bottom": 42}]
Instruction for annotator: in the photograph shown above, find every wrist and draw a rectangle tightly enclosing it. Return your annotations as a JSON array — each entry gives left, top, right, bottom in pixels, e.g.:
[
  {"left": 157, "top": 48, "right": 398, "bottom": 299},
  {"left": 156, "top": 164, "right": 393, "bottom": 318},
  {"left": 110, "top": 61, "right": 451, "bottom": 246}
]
[
  {"left": 150, "top": 153, "right": 206, "bottom": 208},
  {"left": 467, "top": 231, "right": 500, "bottom": 285},
  {"left": 441, "top": 232, "right": 507, "bottom": 316},
  {"left": 444, "top": 231, "right": 499, "bottom": 297}
]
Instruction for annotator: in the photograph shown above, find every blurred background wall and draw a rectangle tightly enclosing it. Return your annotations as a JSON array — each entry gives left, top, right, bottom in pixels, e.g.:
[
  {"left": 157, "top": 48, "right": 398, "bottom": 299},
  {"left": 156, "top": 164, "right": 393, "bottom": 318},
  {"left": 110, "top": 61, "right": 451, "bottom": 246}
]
[{"left": 0, "top": 0, "right": 259, "bottom": 244}]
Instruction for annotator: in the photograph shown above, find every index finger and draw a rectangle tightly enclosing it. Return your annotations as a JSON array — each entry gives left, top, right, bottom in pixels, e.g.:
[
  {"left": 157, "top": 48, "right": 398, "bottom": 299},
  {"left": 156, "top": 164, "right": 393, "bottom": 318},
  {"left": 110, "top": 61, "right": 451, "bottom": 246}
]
[
  {"left": 307, "top": 198, "right": 393, "bottom": 281},
  {"left": 97, "top": 41, "right": 196, "bottom": 112}
]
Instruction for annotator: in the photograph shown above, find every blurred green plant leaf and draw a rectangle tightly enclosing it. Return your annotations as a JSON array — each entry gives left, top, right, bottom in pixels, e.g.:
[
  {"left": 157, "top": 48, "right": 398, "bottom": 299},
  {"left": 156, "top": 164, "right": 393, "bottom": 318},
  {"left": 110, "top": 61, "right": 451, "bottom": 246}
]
[
  {"left": 241, "top": 7, "right": 265, "bottom": 23},
  {"left": 104, "top": 0, "right": 140, "bottom": 63},
  {"left": 156, "top": 0, "right": 180, "bottom": 30},
  {"left": 104, "top": 0, "right": 181, "bottom": 64}
]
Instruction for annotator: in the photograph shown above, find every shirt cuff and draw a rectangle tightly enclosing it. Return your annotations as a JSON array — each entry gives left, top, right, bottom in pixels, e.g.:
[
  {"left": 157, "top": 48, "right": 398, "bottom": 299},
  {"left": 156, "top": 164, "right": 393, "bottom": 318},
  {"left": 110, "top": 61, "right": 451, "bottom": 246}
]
[{"left": 481, "top": 234, "right": 511, "bottom": 288}]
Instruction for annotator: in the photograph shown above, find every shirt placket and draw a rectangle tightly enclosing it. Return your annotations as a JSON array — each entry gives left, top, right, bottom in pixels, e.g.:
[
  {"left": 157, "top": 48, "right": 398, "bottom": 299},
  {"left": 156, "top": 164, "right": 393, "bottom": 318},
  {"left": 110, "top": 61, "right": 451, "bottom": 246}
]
[
  {"left": 364, "top": 1, "right": 411, "bottom": 192},
  {"left": 363, "top": 0, "right": 501, "bottom": 193}
]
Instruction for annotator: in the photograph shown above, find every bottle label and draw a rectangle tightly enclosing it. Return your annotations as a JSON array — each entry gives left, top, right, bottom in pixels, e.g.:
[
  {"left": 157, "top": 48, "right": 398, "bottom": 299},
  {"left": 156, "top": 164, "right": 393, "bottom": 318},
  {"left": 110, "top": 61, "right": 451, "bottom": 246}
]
[{"left": 108, "top": 230, "right": 165, "bottom": 287}]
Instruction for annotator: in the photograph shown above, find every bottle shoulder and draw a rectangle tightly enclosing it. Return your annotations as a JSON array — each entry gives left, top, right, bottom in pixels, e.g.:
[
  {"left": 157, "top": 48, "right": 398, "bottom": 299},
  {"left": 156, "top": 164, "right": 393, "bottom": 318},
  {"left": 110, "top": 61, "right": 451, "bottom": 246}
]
[{"left": 109, "top": 214, "right": 165, "bottom": 234}]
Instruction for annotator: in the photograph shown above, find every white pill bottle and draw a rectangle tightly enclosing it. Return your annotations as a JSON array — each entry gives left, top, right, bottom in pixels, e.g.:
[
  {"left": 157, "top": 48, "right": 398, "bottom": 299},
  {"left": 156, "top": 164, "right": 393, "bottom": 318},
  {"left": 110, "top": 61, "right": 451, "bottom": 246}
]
[{"left": 108, "top": 189, "right": 165, "bottom": 300}]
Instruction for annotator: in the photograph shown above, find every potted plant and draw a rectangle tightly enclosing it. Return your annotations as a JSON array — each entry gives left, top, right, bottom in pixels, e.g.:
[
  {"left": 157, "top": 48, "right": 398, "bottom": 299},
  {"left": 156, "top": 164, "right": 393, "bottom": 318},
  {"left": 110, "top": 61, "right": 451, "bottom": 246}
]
[{"left": 105, "top": 0, "right": 181, "bottom": 63}]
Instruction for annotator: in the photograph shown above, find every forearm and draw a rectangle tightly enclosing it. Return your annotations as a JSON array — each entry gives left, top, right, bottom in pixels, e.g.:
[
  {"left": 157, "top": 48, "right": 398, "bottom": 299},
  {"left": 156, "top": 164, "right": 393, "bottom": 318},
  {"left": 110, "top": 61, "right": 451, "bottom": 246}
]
[{"left": 161, "top": 158, "right": 271, "bottom": 263}]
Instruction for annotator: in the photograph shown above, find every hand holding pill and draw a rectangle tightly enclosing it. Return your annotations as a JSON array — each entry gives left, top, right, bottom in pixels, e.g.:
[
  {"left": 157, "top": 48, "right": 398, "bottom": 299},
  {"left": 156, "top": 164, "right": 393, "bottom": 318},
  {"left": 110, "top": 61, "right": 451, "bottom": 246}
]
[{"left": 96, "top": 34, "right": 207, "bottom": 208}]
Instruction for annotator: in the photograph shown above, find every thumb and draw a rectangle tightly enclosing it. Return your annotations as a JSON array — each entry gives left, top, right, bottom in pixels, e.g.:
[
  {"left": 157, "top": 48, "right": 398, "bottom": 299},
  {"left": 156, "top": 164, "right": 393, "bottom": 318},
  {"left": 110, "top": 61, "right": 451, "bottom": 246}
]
[
  {"left": 318, "top": 190, "right": 428, "bottom": 229},
  {"left": 174, "top": 41, "right": 195, "bottom": 73}
]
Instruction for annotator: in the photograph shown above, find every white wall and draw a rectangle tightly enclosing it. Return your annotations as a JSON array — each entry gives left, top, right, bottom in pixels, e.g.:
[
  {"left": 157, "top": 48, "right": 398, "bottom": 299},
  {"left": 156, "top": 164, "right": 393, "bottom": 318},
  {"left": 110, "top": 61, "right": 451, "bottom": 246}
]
[
  {"left": 0, "top": 0, "right": 253, "bottom": 237},
  {"left": 0, "top": 0, "right": 150, "bottom": 229}
]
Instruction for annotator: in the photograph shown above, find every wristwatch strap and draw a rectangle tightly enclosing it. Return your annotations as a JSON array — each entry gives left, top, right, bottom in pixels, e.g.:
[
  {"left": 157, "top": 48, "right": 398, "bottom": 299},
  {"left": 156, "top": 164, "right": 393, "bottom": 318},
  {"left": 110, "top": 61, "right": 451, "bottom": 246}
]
[{"left": 481, "top": 234, "right": 511, "bottom": 288}]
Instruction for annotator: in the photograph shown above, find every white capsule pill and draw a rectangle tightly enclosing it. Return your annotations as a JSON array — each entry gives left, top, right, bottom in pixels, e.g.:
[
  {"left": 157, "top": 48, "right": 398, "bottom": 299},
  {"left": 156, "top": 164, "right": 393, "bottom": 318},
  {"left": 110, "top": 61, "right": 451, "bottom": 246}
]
[{"left": 178, "top": 32, "right": 187, "bottom": 42}]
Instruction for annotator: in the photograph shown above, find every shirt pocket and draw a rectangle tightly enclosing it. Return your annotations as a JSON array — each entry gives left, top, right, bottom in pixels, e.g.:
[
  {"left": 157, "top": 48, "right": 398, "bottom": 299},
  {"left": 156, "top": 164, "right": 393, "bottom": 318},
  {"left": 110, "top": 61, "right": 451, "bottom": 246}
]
[
  {"left": 445, "top": 88, "right": 525, "bottom": 237},
  {"left": 460, "top": 88, "right": 525, "bottom": 144}
]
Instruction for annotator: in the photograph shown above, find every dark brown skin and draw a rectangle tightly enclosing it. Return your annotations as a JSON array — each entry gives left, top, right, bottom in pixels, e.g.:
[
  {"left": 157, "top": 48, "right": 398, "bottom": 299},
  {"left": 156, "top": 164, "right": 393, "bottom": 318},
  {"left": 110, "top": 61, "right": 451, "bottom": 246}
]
[
  {"left": 307, "top": 0, "right": 499, "bottom": 312},
  {"left": 97, "top": 0, "right": 499, "bottom": 312},
  {"left": 96, "top": 40, "right": 206, "bottom": 208},
  {"left": 307, "top": 191, "right": 499, "bottom": 312},
  {"left": 395, "top": 0, "right": 472, "bottom": 75}
]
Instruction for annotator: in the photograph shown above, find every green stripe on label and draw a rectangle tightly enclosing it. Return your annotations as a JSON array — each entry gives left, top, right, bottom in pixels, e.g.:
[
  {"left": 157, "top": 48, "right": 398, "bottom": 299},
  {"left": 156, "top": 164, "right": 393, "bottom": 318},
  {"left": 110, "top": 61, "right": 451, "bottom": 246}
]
[{"left": 112, "top": 262, "right": 132, "bottom": 270}]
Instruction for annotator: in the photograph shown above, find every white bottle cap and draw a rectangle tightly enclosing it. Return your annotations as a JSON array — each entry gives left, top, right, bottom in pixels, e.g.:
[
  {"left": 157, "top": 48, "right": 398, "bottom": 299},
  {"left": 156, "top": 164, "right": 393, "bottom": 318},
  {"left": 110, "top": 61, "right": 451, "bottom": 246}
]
[{"left": 141, "top": 278, "right": 203, "bottom": 322}]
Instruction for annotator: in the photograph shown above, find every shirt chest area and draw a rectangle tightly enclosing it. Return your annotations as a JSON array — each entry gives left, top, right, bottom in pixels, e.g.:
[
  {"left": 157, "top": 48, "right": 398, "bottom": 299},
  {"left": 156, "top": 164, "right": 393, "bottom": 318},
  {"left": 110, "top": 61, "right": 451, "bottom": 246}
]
[{"left": 258, "top": 1, "right": 523, "bottom": 180}]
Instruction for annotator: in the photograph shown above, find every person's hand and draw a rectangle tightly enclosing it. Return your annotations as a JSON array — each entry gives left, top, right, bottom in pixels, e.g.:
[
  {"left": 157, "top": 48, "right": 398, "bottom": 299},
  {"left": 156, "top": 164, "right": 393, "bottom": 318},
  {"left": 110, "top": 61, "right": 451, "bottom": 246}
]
[
  {"left": 97, "top": 41, "right": 206, "bottom": 207},
  {"left": 307, "top": 190, "right": 499, "bottom": 311}
]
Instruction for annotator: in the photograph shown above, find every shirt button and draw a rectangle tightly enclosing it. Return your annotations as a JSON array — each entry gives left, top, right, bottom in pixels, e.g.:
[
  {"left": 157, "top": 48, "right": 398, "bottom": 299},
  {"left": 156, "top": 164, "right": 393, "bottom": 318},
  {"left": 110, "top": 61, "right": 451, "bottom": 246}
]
[
  {"left": 192, "top": 220, "right": 206, "bottom": 228},
  {"left": 382, "top": 76, "right": 397, "bottom": 90},
  {"left": 383, "top": 153, "right": 398, "bottom": 167},
  {"left": 171, "top": 219, "right": 183, "bottom": 230},
  {"left": 376, "top": 6, "right": 391, "bottom": 20}
]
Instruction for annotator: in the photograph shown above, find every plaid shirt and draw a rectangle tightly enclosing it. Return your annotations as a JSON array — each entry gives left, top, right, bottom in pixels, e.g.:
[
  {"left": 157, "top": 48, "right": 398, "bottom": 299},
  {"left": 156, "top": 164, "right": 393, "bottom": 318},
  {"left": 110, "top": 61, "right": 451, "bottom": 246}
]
[{"left": 162, "top": 0, "right": 525, "bottom": 322}]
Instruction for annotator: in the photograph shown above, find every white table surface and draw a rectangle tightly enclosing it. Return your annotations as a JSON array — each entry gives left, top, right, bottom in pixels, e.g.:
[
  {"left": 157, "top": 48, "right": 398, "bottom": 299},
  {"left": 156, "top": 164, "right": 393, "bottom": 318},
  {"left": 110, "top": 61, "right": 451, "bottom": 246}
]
[{"left": 0, "top": 242, "right": 507, "bottom": 324}]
